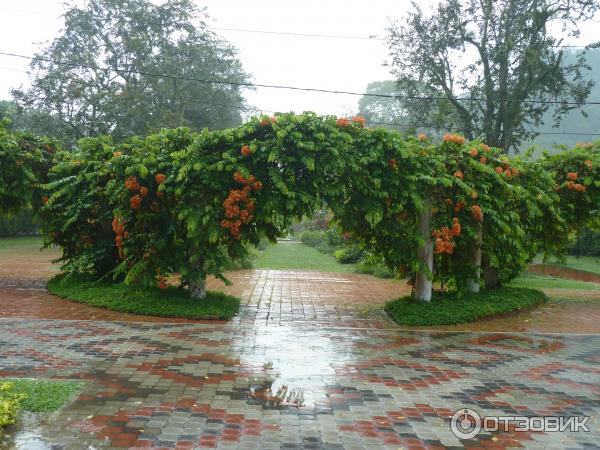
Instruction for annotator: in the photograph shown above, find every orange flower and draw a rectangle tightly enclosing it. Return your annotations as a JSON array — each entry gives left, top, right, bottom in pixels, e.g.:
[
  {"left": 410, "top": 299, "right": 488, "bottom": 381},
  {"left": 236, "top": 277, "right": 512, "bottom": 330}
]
[
  {"left": 510, "top": 167, "right": 519, "bottom": 176},
  {"left": 252, "top": 181, "right": 263, "bottom": 191},
  {"left": 125, "top": 175, "right": 140, "bottom": 191},
  {"left": 481, "top": 144, "right": 491, "bottom": 152},
  {"left": 567, "top": 181, "right": 575, "bottom": 190},
  {"left": 336, "top": 118, "right": 349, "bottom": 127},
  {"left": 113, "top": 151, "right": 123, "bottom": 158},
  {"left": 139, "top": 186, "right": 149, "bottom": 197},
  {"left": 479, "top": 156, "right": 487, "bottom": 164},
  {"left": 471, "top": 191, "right": 478, "bottom": 199},
  {"left": 453, "top": 170, "right": 464, "bottom": 180},
  {"left": 451, "top": 217, "right": 461, "bottom": 237},
  {"left": 454, "top": 201, "right": 465, "bottom": 212},
  {"left": 443, "top": 134, "right": 466, "bottom": 145},
  {"left": 42, "top": 195, "right": 49, "bottom": 205},
  {"left": 504, "top": 168, "right": 512, "bottom": 178},
  {"left": 123, "top": 231, "right": 129, "bottom": 239},
  {"left": 567, "top": 172, "right": 578, "bottom": 181},
  {"left": 471, "top": 205, "right": 483, "bottom": 222},
  {"left": 388, "top": 158, "right": 398, "bottom": 170},
  {"left": 241, "top": 145, "right": 252, "bottom": 156},
  {"left": 352, "top": 115, "right": 366, "bottom": 125},
  {"left": 584, "top": 159, "right": 593, "bottom": 169},
  {"left": 155, "top": 173, "right": 166, "bottom": 184},
  {"left": 469, "top": 148, "right": 478, "bottom": 157},
  {"left": 574, "top": 183, "right": 586, "bottom": 192},
  {"left": 495, "top": 166, "right": 503, "bottom": 175},
  {"left": 260, "top": 117, "right": 270, "bottom": 126},
  {"left": 417, "top": 133, "right": 427, "bottom": 142},
  {"left": 130, "top": 195, "right": 142, "bottom": 210}
]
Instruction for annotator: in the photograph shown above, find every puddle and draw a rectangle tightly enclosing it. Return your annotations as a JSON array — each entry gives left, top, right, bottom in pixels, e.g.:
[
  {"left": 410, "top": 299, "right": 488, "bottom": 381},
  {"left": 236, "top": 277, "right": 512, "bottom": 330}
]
[
  {"left": 1, "top": 412, "right": 52, "bottom": 450},
  {"left": 236, "top": 323, "right": 354, "bottom": 410}
]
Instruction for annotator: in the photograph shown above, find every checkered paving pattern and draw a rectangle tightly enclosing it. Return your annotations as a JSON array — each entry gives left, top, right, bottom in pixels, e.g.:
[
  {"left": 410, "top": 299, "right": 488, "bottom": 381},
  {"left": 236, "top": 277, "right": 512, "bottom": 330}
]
[{"left": 1, "top": 319, "right": 599, "bottom": 449}]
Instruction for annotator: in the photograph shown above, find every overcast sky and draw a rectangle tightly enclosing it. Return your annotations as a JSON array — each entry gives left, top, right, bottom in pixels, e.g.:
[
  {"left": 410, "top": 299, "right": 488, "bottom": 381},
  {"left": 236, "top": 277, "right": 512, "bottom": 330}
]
[{"left": 0, "top": 0, "right": 597, "bottom": 118}]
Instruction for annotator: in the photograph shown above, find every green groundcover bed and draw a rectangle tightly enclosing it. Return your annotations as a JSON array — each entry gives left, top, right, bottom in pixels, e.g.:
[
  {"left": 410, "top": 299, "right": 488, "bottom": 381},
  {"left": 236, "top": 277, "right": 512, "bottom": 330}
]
[
  {"left": 47, "top": 274, "right": 240, "bottom": 320},
  {"left": 4, "top": 379, "right": 85, "bottom": 413},
  {"left": 385, "top": 287, "right": 548, "bottom": 326}
]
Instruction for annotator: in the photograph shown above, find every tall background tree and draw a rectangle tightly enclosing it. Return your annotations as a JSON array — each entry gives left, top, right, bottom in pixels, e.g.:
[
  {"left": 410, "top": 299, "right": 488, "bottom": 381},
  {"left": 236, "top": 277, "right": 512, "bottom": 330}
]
[
  {"left": 12, "top": 0, "right": 250, "bottom": 145},
  {"left": 386, "top": 0, "right": 599, "bottom": 152}
]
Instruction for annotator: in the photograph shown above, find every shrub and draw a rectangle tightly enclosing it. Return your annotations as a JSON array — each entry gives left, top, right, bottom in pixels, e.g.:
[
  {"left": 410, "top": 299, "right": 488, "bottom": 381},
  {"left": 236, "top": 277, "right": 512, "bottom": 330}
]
[
  {"left": 334, "top": 246, "right": 364, "bottom": 264},
  {"left": 570, "top": 227, "right": 600, "bottom": 257},
  {"left": 0, "top": 382, "right": 26, "bottom": 429},
  {"left": 355, "top": 253, "right": 394, "bottom": 278},
  {"left": 300, "top": 230, "right": 324, "bottom": 248},
  {"left": 0, "top": 208, "right": 39, "bottom": 237}
]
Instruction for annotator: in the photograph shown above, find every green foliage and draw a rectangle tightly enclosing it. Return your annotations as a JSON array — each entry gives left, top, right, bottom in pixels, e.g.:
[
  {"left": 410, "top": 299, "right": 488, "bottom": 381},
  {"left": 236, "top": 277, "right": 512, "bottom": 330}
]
[
  {"left": 47, "top": 274, "right": 240, "bottom": 319},
  {"left": 385, "top": 287, "right": 547, "bottom": 325},
  {"left": 570, "top": 228, "right": 600, "bottom": 257},
  {"left": 0, "top": 382, "right": 26, "bottom": 429},
  {"left": 334, "top": 246, "right": 364, "bottom": 264},
  {"left": 5, "top": 379, "right": 84, "bottom": 413},
  {"left": 39, "top": 113, "right": 598, "bottom": 297},
  {"left": 300, "top": 231, "right": 325, "bottom": 248},
  {"left": 0, "top": 121, "right": 56, "bottom": 215},
  {"left": 0, "top": 209, "right": 38, "bottom": 237}
]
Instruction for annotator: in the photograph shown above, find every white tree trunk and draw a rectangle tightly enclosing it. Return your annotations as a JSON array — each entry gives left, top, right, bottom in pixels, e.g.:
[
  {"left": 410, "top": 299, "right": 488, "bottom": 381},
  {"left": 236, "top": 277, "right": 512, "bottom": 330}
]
[
  {"left": 467, "top": 225, "right": 482, "bottom": 293},
  {"left": 415, "top": 205, "right": 433, "bottom": 302}
]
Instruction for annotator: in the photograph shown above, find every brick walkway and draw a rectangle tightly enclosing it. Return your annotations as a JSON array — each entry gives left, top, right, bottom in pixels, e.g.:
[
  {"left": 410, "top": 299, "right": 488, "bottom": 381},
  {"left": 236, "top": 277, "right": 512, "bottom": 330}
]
[{"left": 0, "top": 242, "right": 599, "bottom": 449}]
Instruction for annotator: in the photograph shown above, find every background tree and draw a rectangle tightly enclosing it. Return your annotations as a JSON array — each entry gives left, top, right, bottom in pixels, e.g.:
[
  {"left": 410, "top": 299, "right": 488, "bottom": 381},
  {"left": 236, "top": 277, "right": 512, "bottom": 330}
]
[
  {"left": 387, "top": 0, "right": 599, "bottom": 152},
  {"left": 357, "top": 81, "right": 408, "bottom": 130},
  {"left": 12, "top": 0, "right": 250, "bottom": 146}
]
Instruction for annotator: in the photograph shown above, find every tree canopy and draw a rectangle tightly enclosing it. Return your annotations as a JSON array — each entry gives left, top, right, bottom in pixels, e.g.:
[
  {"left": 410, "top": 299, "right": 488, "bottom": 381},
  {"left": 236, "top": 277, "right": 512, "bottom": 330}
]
[
  {"left": 12, "top": 0, "right": 250, "bottom": 145},
  {"left": 387, "top": 0, "right": 600, "bottom": 152}
]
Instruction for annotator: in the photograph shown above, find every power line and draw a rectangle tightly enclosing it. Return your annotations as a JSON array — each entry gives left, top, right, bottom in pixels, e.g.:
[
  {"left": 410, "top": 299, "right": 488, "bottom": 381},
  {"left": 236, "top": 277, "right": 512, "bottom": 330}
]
[
  {"left": 2, "top": 51, "right": 600, "bottom": 107},
  {"left": 0, "top": 8, "right": 596, "bottom": 48},
  {"left": 210, "top": 27, "right": 384, "bottom": 41}
]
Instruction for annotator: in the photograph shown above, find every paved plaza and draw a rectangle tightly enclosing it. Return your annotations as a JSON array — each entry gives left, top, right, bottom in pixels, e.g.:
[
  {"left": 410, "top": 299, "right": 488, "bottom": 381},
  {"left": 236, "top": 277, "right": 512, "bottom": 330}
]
[{"left": 0, "top": 247, "right": 599, "bottom": 449}]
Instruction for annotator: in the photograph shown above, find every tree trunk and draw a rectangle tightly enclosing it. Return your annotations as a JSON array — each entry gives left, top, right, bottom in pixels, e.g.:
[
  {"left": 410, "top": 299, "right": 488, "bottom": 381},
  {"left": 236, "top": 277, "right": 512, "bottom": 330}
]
[
  {"left": 483, "top": 258, "right": 500, "bottom": 289},
  {"left": 467, "top": 225, "right": 482, "bottom": 293},
  {"left": 415, "top": 205, "right": 433, "bottom": 302},
  {"left": 189, "top": 273, "right": 207, "bottom": 299},
  {"left": 188, "top": 246, "right": 207, "bottom": 299}
]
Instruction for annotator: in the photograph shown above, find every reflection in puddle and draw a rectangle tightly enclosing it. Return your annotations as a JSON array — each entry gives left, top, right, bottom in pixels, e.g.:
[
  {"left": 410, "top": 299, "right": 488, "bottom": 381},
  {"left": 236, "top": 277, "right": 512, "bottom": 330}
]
[
  {"left": 248, "top": 382, "right": 306, "bottom": 408},
  {"left": 236, "top": 323, "right": 354, "bottom": 410},
  {"left": 1, "top": 412, "right": 51, "bottom": 450},
  {"left": 2, "top": 412, "right": 99, "bottom": 450}
]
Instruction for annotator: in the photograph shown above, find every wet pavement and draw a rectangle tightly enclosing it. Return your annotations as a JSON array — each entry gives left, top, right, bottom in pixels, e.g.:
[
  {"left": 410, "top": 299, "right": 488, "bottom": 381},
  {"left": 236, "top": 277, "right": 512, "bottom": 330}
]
[{"left": 0, "top": 242, "right": 599, "bottom": 449}]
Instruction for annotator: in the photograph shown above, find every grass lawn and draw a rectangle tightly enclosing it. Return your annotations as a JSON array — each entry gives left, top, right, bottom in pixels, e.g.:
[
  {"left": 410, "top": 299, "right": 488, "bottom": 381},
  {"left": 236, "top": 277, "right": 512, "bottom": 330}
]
[
  {"left": 547, "top": 255, "right": 600, "bottom": 275},
  {"left": 48, "top": 274, "right": 240, "bottom": 320},
  {"left": 385, "top": 287, "right": 548, "bottom": 326},
  {"left": 3, "top": 379, "right": 84, "bottom": 413},
  {"left": 0, "top": 236, "right": 43, "bottom": 251},
  {"left": 253, "top": 241, "right": 353, "bottom": 272},
  {"left": 510, "top": 272, "right": 600, "bottom": 290}
]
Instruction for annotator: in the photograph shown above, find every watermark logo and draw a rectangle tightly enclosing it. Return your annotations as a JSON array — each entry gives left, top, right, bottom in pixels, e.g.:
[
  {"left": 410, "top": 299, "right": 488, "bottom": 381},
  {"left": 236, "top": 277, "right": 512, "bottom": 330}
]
[
  {"left": 450, "top": 408, "right": 590, "bottom": 439},
  {"left": 450, "top": 408, "right": 481, "bottom": 439}
]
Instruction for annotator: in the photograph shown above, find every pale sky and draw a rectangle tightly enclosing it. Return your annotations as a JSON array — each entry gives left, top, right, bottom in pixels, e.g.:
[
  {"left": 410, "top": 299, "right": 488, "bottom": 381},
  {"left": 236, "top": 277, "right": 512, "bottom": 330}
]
[{"left": 0, "top": 0, "right": 597, "bottom": 118}]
